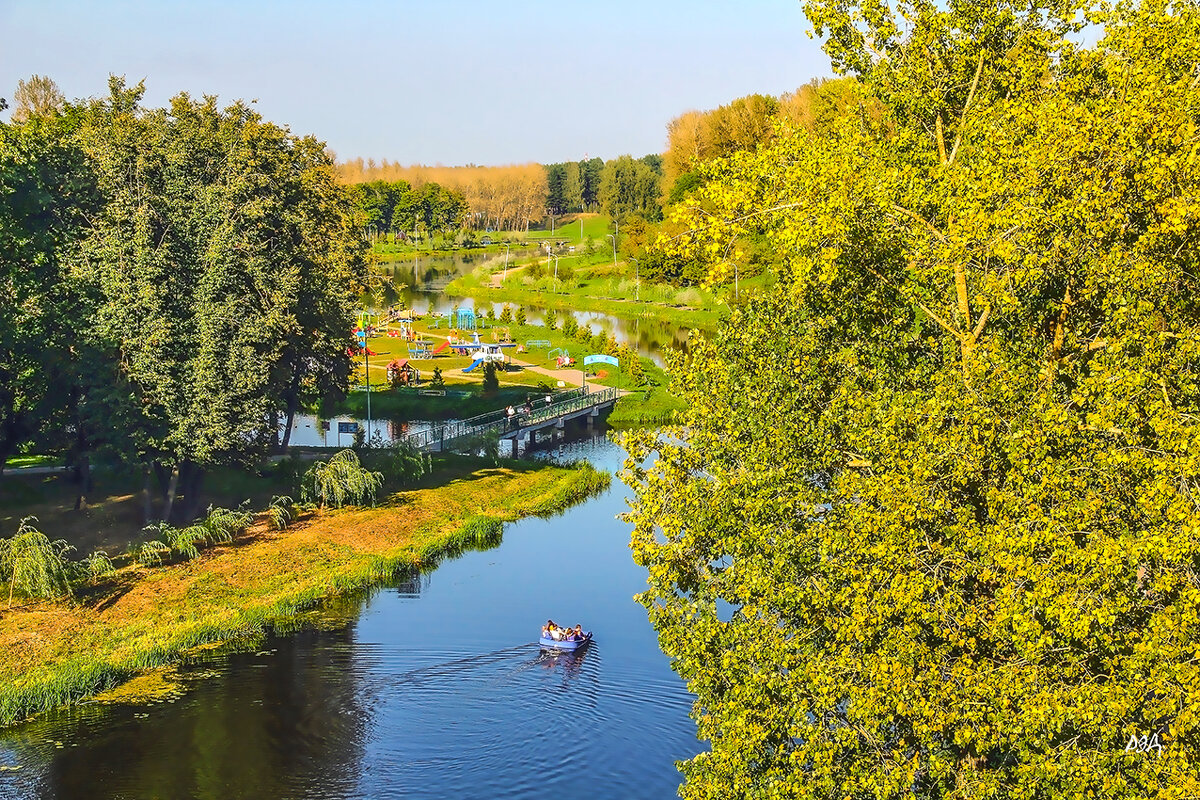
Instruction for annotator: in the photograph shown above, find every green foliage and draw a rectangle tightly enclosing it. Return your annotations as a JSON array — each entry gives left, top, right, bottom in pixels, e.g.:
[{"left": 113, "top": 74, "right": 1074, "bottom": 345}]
[
  {"left": 561, "top": 317, "right": 578, "bottom": 338},
  {"left": 82, "top": 550, "right": 115, "bottom": 584},
  {"left": 481, "top": 361, "right": 500, "bottom": 396},
  {"left": 267, "top": 495, "right": 295, "bottom": 531},
  {"left": 629, "top": 2, "right": 1200, "bottom": 796},
  {"left": 543, "top": 308, "right": 558, "bottom": 330},
  {"left": 134, "top": 540, "right": 170, "bottom": 568},
  {"left": 303, "top": 449, "right": 384, "bottom": 509},
  {"left": 599, "top": 154, "right": 664, "bottom": 222},
  {"left": 430, "top": 366, "right": 445, "bottom": 389},
  {"left": 514, "top": 306, "right": 527, "bottom": 326},
  {"left": 161, "top": 524, "right": 207, "bottom": 561},
  {"left": 0, "top": 517, "right": 74, "bottom": 605},
  {"left": 498, "top": 304, "right": 513, "bottom": 323}
]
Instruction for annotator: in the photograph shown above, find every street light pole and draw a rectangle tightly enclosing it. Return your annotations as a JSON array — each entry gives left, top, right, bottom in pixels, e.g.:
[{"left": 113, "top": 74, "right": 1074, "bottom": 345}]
[{"left": 629, "top": 257, "right": 639, "bottom": 301}]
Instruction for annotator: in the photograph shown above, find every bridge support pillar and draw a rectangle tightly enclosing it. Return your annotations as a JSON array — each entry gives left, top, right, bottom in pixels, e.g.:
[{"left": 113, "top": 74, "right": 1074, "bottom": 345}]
[{"left": 517, "top": 431, "right": 531, "bottom": 457}]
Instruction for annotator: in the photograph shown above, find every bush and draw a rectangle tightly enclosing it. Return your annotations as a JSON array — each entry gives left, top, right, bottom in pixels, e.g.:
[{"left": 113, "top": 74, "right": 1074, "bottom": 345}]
[
  {"left": 515, "top": 307, "right": 527, "bottom": 326},
  {"left": 302, "top": 449, "right": 385, "bottom": 509},
  {"left": 543, "top": 308, "right": 558, "bottom": 330},
  {"left": 0, "top": 517, "right": 74, "bottom": 606},
  {"left": 268, "top": 495, "right": 295, "bottom": 531},
  {"left": 562, "top": 317, "right": 578, "bottom": 338},
  {"left": 482, "top": 361, "right": 500, "bottom": 396},
  {"left": 431, "top": 366, "right": 445, "bottom": 389}
]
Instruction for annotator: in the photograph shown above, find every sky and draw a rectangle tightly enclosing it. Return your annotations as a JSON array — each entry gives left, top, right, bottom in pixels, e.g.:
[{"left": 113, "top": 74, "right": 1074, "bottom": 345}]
[{"left": 0, "top": 0, "right": 833, "bottom": 166}]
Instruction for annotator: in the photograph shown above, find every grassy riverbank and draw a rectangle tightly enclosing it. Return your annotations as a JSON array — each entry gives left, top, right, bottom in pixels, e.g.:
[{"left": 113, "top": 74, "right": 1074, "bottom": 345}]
[
  {"left": 444, "top": 261, "right": 725, "bottom": 331},
  {"left": 0, "top": 457, "right": 609, "bottom": 726}
]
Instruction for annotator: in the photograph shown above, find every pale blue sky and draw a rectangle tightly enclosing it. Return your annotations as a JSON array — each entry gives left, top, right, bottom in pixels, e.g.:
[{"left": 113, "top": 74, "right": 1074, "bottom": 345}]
[{"left": 0, "top": 0, "right": 831, "bottom": 165}]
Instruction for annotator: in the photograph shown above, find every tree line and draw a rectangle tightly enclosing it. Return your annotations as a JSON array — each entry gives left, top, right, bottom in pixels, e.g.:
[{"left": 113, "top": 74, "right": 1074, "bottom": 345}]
[
  {"left": 0, "top": 76, "right": 365, "bottom": 524},
  {"left": 625, "top": 0, "right": 1200, "bottom": 796}
]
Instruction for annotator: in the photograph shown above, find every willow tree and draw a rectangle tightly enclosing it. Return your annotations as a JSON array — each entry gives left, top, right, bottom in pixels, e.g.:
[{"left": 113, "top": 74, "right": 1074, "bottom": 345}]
[{"left": 625, "top": 2, "right": 1200, "bottom": 796}]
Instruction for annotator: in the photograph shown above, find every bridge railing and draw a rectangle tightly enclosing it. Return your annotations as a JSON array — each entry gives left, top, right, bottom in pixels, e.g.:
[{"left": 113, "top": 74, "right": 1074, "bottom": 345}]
[{"left": 397, "top": 386, "right": 619, "bottom": 452}]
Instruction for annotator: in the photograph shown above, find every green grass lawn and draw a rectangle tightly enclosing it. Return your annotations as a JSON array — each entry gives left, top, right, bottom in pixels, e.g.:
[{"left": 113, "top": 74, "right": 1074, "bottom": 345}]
[{"left": 444, "top": 259, "right": 725, "bottom": 331}]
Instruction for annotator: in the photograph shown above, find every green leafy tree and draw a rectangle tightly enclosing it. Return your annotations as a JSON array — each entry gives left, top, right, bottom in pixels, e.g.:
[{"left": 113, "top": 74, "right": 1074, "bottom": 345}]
[
  {"left": 514, "top": 307, "right": 526, "bottom": 326},
  {"left": 431, "top": 366, "right": 445, "bottom": 389},
  {"left": 481, "top": 361, "right": 500, "bottom": 396},
  {"left": 599, "top": 155, "right": 663, "bottom": 222},
  {"left": 543, "top": 308, "right": 558, "bottom": 330},
  {"left": 74, "top": 79, "right": 363, "bottom": 522},
  {"left": 627, "top": 2, "right": 1200, "bottom": 796}
]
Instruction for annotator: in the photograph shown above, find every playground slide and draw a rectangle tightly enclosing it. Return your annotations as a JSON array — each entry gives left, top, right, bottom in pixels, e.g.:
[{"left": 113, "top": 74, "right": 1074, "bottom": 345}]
[
  {"left": 432, "top": 340, "right": 450, "bottom": 355},
  {"left": 462, "top": 356, "right": 484, "bottom": 373}
]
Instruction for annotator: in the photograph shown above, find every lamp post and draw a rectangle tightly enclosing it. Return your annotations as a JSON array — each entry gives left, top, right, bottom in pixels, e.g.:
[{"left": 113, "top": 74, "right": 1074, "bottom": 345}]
[
  {"left": 606, "top": 233, "right": 617, "bottom": 265},
  {"left": 629, "top": 257, "right": 639, "bottom": 301},
  {"left": 359, "top": 323, "right": 372, "bottom": 445}
]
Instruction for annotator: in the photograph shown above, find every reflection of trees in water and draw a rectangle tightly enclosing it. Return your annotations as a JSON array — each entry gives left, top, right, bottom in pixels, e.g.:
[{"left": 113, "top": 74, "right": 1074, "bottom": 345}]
[{"left": 35, "top": 625, "right": 368, "bottom": 800}]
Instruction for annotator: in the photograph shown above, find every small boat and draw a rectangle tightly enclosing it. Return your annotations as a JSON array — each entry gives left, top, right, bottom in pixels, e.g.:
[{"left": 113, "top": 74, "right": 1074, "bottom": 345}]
[{"left": 539, "top": 631, "right": 592, "bottom": 651}]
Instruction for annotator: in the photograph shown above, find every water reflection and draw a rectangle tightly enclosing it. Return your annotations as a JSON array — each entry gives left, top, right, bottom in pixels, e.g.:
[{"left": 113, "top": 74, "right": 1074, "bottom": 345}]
[
  {"left": 0, "top": 434, "right": 698, "bottom": 800},
  {"left": 378, "top": 250, "right": 692, "bottom": 366},
  {"left": 1, "top": 625, "right": 368, "bottom": 800}
]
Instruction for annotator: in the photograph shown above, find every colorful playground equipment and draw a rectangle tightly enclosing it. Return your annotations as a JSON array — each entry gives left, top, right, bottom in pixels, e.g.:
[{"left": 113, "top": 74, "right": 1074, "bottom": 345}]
[
  {"left": 408, "top": 339, "right": 435, "bottom": 359},
  {"left": 386, "top": 358, "right": 421, "bottom": 385},
  {"left": 455, "top": 307, "right": 477, "bottom": 331}
]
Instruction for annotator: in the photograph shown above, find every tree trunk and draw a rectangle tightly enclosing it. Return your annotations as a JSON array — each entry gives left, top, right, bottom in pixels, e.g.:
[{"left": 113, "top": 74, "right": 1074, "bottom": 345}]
[
  {"left": 178, "top": 463, "right": 206, "bottom": 523},
  {"left": 162, "top": 464, "right": 181, "bottom": 525},
  {"left": 73, "top": 454, "right": 91, "bottom": 511},
  {"left": 278, "top": 365, "right": 303, "bottom": 453},
  {"left": 142, "top": 464, "right": 154, "bottom": 524}
]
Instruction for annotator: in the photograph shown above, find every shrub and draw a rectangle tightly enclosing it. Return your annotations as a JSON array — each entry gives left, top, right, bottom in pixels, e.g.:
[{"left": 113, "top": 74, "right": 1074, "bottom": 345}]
[
  {"left": 0, "top": 517, "right": 75, "bottom": 606},
  {"left": 303, "top": 449, "right": 385, "bottom": 509},
  {"left": 543, "top": 308, "right": 558, "bottom": 330},
  {"left": 268, "top": 495, "right": 295, "bottom": 531},
  {"left": 482, "top": 361, "right": 500, "bottom": 396},
  {"left": 82, "top": 550, "right": 116, "bottom": 584},
  {"left": 515, "top": 307, "right": 527, "bottom": 326}
]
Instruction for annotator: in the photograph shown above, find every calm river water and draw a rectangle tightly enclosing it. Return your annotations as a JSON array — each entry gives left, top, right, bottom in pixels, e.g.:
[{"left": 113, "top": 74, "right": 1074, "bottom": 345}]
[{"left": 0, "top": 434, "right": 700, "bottom": 799}]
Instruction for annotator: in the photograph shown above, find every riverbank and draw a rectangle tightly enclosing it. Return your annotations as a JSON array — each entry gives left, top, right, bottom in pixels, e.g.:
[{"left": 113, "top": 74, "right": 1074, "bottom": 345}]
[
  {"left": 444, "top": 263, "right": 724, "bottom": 331},
  {"left": 0, "top": 457, "right": 609, "bottom": 727}
]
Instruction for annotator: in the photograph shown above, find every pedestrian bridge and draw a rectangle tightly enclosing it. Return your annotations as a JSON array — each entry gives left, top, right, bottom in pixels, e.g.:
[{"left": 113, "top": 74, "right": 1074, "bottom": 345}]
[{"left": 397, "top": 386, "right": 621, "bottom": 456}]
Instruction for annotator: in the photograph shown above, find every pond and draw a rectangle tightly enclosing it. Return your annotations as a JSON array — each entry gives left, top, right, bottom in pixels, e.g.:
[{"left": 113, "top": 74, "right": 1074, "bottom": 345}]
[{"left": 0, "top": 434, "right": 700, "bottom": 799}]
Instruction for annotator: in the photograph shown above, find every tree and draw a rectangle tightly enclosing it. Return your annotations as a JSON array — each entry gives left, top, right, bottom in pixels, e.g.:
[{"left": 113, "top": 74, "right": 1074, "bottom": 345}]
[
  {"left": 75, "top": 78, "right": 363, "bottom": 523},
  {"left": 481, "top": 361, "right": 500, "bottom": 396},
  {"left": 599, "top": 155, "right": 663, "bottom": 222},
  {"left": 303, "top": 449, "right": 383, "bottom": 509},
  {"left": 0, "top": 104, "right": 97, "bottom": 474},
  {"left": 626, "top": 2, "right": 1200, "bottom": 796},
  {"left": 11, "top": 75, "right": 65, "bottom": 123}
]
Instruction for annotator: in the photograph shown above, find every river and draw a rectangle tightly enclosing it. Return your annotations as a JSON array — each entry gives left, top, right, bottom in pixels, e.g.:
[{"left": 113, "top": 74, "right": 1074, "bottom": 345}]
[{"left": 0, "top": 434, "right": 700, "bottom": 799}]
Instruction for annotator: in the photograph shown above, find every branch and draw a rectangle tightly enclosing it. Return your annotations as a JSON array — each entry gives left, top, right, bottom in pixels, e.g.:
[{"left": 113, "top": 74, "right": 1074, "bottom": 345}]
[
  {"left": 947, "top": 53, "right": 985, "bottom": 167},
  {"left": 862, "top": 262, "right": 963, "bottom": 342}
]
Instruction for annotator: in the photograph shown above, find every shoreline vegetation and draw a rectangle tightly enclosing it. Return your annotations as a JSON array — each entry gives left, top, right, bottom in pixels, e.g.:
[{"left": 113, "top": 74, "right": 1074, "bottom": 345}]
[{"left": 0, "top": 456, "right": 609, "bottom": 727}]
